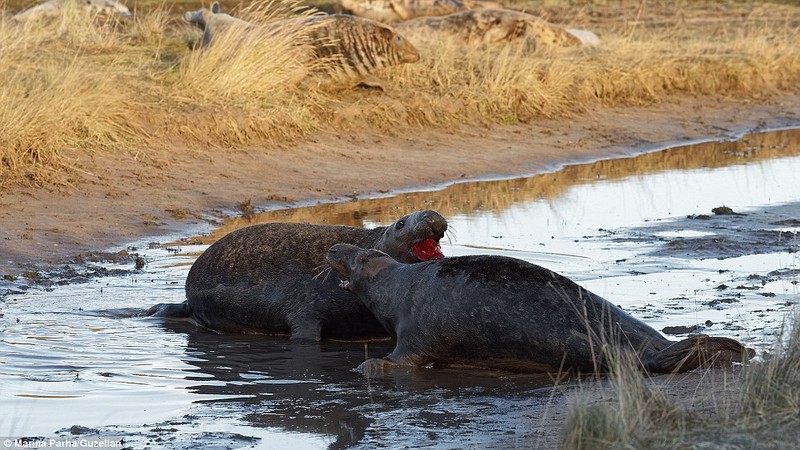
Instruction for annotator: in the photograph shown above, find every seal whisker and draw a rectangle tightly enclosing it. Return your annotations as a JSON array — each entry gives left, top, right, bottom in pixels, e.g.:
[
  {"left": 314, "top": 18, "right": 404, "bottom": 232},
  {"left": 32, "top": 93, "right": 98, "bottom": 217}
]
[
  {"left": 445, "top": 227, "right": 457, "bottom": 244},
  {"left": 311, "top": 265, "right": 331, "bottom": 281}
]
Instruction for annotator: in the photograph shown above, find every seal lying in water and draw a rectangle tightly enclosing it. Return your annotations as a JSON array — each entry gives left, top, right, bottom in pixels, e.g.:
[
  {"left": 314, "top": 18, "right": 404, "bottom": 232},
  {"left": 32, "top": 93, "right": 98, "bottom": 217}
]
[
  {"left": 326, "top": 244, "right": 754, "bottom": 374},
  {"left": 146, "top": 210, "right": 447, "bottom": 342}
]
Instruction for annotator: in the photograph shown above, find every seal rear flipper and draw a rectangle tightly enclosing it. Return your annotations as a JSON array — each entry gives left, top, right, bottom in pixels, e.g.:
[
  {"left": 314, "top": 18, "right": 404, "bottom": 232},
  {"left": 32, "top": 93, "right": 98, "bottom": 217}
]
[
  {"left": 355, "top": 357, "right": 396, "bottom": 376},
  {"left": 644, "top": 334, "right": 754, "bottom": 373},
  {"left": 142, "top": 301, "right": 191, "bottom": 318},
  {"left": 355, "top": 347, "right": 424, "bottom": 376}
]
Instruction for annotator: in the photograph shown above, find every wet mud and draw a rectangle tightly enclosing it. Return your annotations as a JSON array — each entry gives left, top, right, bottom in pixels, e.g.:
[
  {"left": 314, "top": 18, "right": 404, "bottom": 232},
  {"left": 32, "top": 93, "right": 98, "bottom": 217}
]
[
  {"left": 604, "top": 201, "right": 800, "bottom": 260},
  {"left": 2, "top": 128, "right": 800, "bottom": 448}
]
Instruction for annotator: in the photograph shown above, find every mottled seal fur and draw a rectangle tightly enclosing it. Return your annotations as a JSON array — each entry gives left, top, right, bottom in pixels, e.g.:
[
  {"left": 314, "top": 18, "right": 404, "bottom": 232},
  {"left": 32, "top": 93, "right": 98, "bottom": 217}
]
[
  {"left": 13, "top": 0, "right": 131, "bottom": 22},
  {"left": 146, "top": 210, "right": 447, "bottom": 342},
  {"left": 340, "top": 0, "right": 502, "bottom": 23},
  {"left": 282, "top": 14, "right": 420, "bottom": 82},
  {"left": 326, "top": 244, "right": 754, "bottom": 374},
  {"left": 341, "top": 0, "right": 465, "bottom": 23},
  {"left": 183, "top": 3, "right": 419, "bottom": 83},
  {"left": 396, "top": 8, "right": 599, "bottom": 49}
]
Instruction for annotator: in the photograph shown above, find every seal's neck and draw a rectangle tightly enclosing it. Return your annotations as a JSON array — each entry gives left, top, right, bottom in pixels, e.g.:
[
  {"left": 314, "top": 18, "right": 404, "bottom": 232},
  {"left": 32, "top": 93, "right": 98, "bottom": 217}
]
[{"left": 353, "top": 261, "right": 411, "bottom": 334}]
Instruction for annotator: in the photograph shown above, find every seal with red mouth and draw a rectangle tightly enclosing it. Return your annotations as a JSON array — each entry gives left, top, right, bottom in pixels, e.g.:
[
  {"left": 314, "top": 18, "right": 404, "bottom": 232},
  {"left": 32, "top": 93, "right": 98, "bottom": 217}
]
[
  {"left": 326, "top": 243, "right": 754, "bottom": 374},
  {"left": 144, "top": 210, "right": 447, "bottom": 342}
]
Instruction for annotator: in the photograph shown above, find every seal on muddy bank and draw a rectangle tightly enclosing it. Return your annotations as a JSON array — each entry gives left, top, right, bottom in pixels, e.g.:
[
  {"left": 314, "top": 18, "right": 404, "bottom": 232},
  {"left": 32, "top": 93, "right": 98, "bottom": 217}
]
[
  {"left": 146, "top": 210, "right": 447, "bottom": 342},
  {"left": 325, "top": 244, "right": 754, "bottom": 374}
]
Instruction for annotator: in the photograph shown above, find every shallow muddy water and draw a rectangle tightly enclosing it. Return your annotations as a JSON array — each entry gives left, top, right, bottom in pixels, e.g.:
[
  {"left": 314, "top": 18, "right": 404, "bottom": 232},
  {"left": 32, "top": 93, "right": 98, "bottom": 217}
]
[{"left": 2, "top": 128, "right": 799, "bottom": 448}]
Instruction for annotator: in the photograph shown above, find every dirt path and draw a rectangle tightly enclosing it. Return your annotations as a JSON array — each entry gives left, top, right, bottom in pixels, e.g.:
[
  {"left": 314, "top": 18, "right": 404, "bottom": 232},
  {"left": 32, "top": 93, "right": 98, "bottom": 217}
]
[{"left": 1, "top": 95, "right": 798, "bottom": 276}]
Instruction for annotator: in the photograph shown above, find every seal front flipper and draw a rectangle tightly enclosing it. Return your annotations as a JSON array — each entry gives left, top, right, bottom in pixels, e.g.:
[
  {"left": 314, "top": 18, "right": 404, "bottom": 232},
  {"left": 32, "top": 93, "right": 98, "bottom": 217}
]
[
  {"left": 355, "top": 76, "right": 386, "bottom": 91},
  {"left": 288, "top": 317, "right": 323, "bottom": 343},
  {"left": 643, "top": 334, "right": 755, "bottom": 373},
  {"left": 142, "top": 301, "right": 191, "bottom": 318}
]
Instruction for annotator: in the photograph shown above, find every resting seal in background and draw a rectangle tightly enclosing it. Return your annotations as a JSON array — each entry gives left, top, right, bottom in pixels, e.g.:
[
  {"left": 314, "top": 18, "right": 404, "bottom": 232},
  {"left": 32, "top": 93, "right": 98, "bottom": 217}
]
[
  {"left": 182, "top": 3, "right": 419, "bottom": 86},
  {"left": 12, "top": 0, "right": 131, "bottom": 22},
  {"left": 396, "top": 8, "right": 600, "bottom": 50},
  {"left": 146, "top": 210, "right": 447, "bottom": 342},
  {"left": 326, "top": 244, "right": 754, "bottom": 374},
  {"left": 339, "top": 0, "right": 504, "bottom": 24}
]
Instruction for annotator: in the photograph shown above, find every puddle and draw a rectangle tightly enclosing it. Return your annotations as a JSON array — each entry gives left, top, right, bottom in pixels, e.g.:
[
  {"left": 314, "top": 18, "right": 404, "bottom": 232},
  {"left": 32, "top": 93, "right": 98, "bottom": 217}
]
[{"left": 1, "top": 128, "right": 799, "bottom": 448}]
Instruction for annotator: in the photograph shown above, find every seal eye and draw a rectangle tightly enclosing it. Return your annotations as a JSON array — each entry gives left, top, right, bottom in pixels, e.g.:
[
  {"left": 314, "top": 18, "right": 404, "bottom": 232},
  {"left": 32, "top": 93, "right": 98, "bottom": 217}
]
[
  {"left": 396, "top": 220, "right": 405, "bottom": 230},
  {"left": 395, "top": 35, "right": 402, "bottom": 44}
]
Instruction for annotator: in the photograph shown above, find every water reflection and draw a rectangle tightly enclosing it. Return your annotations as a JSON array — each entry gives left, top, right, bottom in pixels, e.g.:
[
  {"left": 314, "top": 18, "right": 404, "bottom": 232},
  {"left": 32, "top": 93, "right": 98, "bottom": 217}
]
[
  {"left": 194, "top": 128, "right": 800, "bottom": 243},
  {"left": 160, "top": 319, "right": 561, "bottom": 449}
]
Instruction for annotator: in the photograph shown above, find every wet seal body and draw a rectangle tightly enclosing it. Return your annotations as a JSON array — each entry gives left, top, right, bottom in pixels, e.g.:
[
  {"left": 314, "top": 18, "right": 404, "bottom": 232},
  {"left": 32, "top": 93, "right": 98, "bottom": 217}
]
[
  {"left": 183, "top": 3, "right": 419, "bottom": 85},
  {"left": 326, "top": 244, "right": 754, "bottom": 374},
  {"left": 13, "top": 0, "right": 131, "bottom": 22},
  {"left": 396, "top": 9, "right": 599, "bottom": 49},
  {"left": 146, "top": 211, "right": 446, "bottom": 342}
]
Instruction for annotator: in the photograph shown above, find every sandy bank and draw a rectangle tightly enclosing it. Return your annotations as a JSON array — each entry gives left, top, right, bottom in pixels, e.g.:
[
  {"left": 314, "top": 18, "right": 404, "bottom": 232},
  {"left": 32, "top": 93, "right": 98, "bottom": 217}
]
[{"left": 1, "top": 94, "right": 798, "bottom": 275}]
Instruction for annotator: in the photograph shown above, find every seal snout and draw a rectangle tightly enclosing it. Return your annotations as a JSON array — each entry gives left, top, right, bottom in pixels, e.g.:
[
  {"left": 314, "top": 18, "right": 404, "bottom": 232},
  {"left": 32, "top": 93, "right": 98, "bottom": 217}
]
[
  {"left": 325, "top": 244, "right": 356, "bottom": 287},
  {"left": 411, "top": 210, "right": 447, "bottom": 261},
  {"left": 416, "top": 210, "right": 448, "bottom": 237}
]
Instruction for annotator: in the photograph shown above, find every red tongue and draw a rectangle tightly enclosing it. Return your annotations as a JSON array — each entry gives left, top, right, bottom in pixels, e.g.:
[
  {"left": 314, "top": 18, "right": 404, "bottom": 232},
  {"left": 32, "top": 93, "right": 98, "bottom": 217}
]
[{"left": 412, "top": 238, "right": 444, "bottom": 261}]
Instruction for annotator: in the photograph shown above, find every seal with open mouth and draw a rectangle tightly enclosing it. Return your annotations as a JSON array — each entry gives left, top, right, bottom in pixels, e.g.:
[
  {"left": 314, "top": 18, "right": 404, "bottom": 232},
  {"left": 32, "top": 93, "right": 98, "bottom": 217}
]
[
  {"left": 326, "top": 244, "right": 754, "bottom": 374},
  {"left": 145, "top": 210, "right": 446, "bottom": 342}
]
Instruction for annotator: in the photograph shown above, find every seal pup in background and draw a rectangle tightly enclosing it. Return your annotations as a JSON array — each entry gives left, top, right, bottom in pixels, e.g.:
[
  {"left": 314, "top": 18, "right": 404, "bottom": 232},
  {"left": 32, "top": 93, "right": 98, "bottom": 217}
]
[
  {"left": 326, "top": 244, "right": 754, "bottom": 374},
  {"left": 396, "top": 8, "right": 599, "bottom": 50},
  {"left": 182, "top": 1, "right": 252, "bottom": 48},
  {"left": 12, "top": 0, "right": 131, "bottom": 22},
  {"left": 146, "top": 210, "right": 447, "bottom": 342}
]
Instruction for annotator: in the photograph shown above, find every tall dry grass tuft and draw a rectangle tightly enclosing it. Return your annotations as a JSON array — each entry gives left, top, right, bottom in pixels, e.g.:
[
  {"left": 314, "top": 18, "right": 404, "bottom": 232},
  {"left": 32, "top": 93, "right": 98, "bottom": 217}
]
[
  {"left": 0, "top": 15, "right": 134, "bottom": 187},
  {"left": 561, "top": 349, "right": 684, "bottom": 449},
  {"left": 177, "top": 22, "right": 312, "bottom": 102},
  {"left": 126, "top": 3, "right": 172, "bottom": 48},
  {"left": 172, "top": 1, "right": 325, "bottom": 144},
  {"left": 561, "top": 311, "right": 800, "bottom": 449},
  {"left": 741, "top": 314, "right": 800, "bottom": 421}
]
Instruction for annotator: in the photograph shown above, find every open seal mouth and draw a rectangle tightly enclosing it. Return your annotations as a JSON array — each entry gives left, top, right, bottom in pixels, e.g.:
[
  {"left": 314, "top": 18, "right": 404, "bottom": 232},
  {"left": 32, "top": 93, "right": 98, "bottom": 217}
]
[{"left": 411, "top": 237, "right": 444, "bottom": 261}]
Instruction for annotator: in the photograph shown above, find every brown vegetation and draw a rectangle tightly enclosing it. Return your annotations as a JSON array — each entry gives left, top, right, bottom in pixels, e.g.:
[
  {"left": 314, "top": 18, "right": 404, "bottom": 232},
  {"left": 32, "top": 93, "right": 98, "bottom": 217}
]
[
  {"left": 1, "top": 0, "right": 799, "bottom": 189},
  {"left": 562, "top": 314, "right": 800, "bottom": 448}
]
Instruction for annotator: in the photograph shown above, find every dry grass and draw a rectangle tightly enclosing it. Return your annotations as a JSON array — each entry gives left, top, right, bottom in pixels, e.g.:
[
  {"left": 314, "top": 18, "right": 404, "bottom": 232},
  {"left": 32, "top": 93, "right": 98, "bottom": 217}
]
[
  {"left": 1, "top": 0, "right": 799, "bottom": 188},
  {"left": 561, "top": 313, "right": 800, "bottom": 449}
]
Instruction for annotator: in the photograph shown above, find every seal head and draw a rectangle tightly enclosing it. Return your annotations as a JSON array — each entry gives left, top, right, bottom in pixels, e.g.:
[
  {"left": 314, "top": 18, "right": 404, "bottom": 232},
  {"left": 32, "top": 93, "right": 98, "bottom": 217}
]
[{"left": 376, "top": 209, "right": 446, "bottom": 263}]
